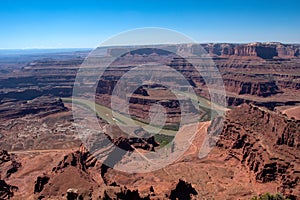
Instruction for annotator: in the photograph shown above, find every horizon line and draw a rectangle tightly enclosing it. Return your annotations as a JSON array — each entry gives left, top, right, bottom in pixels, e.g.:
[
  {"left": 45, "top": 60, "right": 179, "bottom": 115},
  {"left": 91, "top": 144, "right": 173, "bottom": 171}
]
[{"left": 0, "top": 41, "right": 300, "bottom": 50}]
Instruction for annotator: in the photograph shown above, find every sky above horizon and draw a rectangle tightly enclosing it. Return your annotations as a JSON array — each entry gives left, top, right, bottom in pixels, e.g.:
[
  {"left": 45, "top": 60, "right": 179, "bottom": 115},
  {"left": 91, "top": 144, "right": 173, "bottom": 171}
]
[{"left": 1, "top": 0, "right": 300, "bottom": 49}]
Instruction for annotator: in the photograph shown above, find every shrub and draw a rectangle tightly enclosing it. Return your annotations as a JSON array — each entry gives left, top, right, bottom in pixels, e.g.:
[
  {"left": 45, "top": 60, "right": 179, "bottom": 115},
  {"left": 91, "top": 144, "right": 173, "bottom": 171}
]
[{"left": 251, "top": 193, "right": 291, "bottom": 200}]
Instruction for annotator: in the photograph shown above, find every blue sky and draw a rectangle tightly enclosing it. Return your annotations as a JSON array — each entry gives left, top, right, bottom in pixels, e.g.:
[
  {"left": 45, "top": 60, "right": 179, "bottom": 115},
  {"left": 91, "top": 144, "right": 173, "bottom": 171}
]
[{"left": 1, "top": 0, "right": 299, "bottom": 49}]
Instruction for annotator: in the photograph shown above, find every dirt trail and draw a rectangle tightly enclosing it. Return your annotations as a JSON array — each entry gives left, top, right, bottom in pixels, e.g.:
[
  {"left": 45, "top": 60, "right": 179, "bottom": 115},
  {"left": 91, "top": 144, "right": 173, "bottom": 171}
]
[{"left": 8, "top": 148, "right": 75, "bottom": 155}]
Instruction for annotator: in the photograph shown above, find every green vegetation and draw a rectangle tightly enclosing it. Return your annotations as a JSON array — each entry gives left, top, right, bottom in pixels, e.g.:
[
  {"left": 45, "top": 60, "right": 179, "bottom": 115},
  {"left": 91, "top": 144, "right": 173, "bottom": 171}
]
[
  {"left": 130, "top": 116, "right": 180, "bottom": 131},
  {"left": 251, "top": 193, "right": 291, "bottom": 200},
  {"left": 154, "top": 134, "right": 174, "bottom": 147}
]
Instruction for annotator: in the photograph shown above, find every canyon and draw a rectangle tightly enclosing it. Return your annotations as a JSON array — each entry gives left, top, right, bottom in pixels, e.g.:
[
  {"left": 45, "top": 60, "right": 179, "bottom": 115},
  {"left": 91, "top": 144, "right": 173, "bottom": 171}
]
[
  {"left": 1, "top": 43, "right": 299, "bottom": 108},
  {"left": 0, "top": 43, "right": 299, "bottom": 199}
]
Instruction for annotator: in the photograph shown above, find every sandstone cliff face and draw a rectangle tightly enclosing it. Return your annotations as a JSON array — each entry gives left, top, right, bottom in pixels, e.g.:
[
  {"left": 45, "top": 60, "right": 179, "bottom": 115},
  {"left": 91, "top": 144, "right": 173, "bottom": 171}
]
[
  {"left": 32, "top": 146, "right": 101, "bottom": 199},
  {"left": 237, "top": 44, "right": 278, "bottom": 59},
  {"left": 0, "top": 150, "right": 21, "bottom": 180},
  {"left": 1, "top": 43, "right": 299, "bottom": 109},
  {"left": 128, "top": 94, "right": 198, "bottom": 127},
  {"left": 0, "top": 96, "right": 68, "bottom": 120},
  {"left": 216, "top": 104, "right": 300, "bottom": 199},
  {"left": 222, "top": 75, "right": 280, "bottom": 97},
  {"left": 168, "top": 179, "right": 198, "bottom": 200},
  {"left": 32, "top": 145, "right": 195, "bottom": 200},
  {"left": 0, "top": 150, "right": 19, "bottom": 199},
  {"left": 52, "top": 145, "right": 97, "bottom": 173},
  {"left": 169, "top": 56, "right": 286, "bottom": 102},
  {"left": 106, "top": 43, "right": 300, "bottom": 59},
  {"left": 200, "top": 42, "right": 300, "bottom": 59},
  {"left": 0, "top": 179, "right": 17, "bottom": 199},
  {"left": 96, "top": 79, "right": 117, "bottom": 95},
  {"left": 276, "top": 44, "right": 300, "bottom": 58}
]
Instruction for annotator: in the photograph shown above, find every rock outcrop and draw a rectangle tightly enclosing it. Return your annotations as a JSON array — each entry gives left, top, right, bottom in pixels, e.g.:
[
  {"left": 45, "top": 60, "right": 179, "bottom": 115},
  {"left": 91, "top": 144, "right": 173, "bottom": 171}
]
[
  {"left": 0, "top": 179, "right": 18, "bottom": 199},
  {"left": 52, "top": 145, "right": 97, "bottom": 173},
  {"left": 34, "top": 145, "right": 157, "bottom": 199},
  {"left": 0, "top": 151, "right": 19, "bottom": 199},
  {"left": 222, "top": 74, "right": 280, "bottom": 97},
  {"left": 0, "top": 150, "right": 21, "bottom": 179},
  {"left": 0, "top": 96, "right": 68, "bottom": 120},
  {"left": 34, "top": 175, "right": 50, "bottom": 194},
  {"left": 34, "top": 145, "right": 101, "bottom": 199},
  {"left": 216, "top": 104, "right": 300, "bottom": 198},
  {"left": 168, "top": 179, "right": 198, "bottom": 200},
  {"left": 112, "top": 187, "right": 151, "bottom": 200}
]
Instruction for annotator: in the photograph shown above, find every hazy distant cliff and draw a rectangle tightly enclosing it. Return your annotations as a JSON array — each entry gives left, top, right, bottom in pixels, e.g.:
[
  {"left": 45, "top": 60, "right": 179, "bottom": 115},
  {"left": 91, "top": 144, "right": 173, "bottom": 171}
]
[{"left": 106, "top": 42, "right": 300, "bottom": 59}]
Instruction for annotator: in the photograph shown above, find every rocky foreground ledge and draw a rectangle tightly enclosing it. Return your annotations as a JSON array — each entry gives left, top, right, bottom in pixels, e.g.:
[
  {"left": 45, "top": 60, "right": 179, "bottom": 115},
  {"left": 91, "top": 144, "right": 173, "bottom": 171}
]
[{"left": 0, "top": 103, "right": 298, "bottom": 199}]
